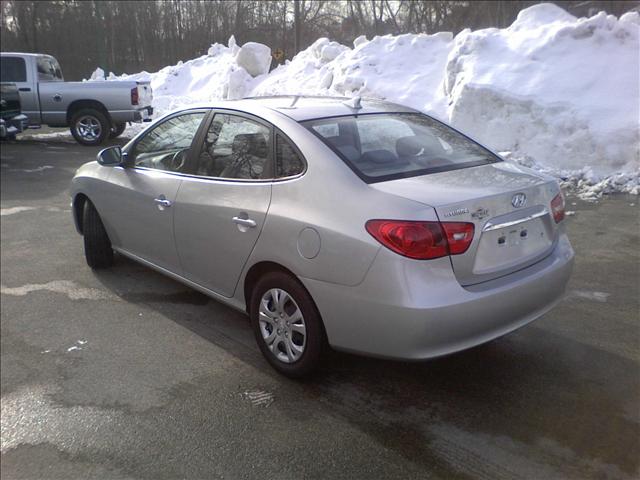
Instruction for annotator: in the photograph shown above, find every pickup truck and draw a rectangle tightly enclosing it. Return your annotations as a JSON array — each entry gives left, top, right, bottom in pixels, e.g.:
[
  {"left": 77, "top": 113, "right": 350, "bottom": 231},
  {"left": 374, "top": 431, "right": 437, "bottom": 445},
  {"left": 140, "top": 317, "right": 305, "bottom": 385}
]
[
  {"left": 0, "top": 52, "right": 153, "bottom": 145},
  {"left": 0, "top": 83, "right": 29, "bottom": 139}
]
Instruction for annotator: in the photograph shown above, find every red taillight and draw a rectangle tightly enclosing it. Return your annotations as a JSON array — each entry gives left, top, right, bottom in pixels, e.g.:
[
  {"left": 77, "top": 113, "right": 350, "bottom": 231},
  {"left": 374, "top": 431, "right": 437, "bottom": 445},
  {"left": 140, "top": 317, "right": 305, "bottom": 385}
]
[
  {"left": 365, "top": 220, "right": 474, "bottom": 260},
  {"left": 131, "top": 87, "right": 139, "bottom": 105},
  {"left": 441, "top": 222, "right": 475, "bottom": 255},
  {"left": 550, "top": 192, "right": 565, "bottom": 223}
]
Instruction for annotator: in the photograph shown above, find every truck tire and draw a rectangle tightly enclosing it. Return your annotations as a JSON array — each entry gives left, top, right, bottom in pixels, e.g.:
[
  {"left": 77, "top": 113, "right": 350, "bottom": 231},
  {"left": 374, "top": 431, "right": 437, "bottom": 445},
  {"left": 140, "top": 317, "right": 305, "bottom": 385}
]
[
  {"left": 82, "top": 200, "right": 114, "bottom": 269},
  {"left": 109, "top": 122, "right": 126, "bottom": 139},
  {"left": 70, "top": 108, "right": 110, "bottom": 146}
]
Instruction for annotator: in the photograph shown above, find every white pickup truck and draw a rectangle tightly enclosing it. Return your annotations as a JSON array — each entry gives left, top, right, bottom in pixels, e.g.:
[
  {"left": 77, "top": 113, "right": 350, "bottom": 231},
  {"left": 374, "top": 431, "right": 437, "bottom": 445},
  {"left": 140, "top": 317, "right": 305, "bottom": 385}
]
[{"left": 0, "top": 53, "right": 153, "bottom": 145}]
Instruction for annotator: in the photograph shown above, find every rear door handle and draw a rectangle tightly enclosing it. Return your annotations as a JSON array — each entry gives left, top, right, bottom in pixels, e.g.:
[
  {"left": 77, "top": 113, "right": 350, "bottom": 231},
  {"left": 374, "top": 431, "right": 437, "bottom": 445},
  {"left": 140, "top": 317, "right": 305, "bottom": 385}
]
[
  {"left": 232, "top": 217, "right": 256, "bottom": 228},
  {"left": 154, "top": 197, "right": 172, "bottom": 208},
  {"left": 18, "top": 87, "right": 31, "bottom": 92}
]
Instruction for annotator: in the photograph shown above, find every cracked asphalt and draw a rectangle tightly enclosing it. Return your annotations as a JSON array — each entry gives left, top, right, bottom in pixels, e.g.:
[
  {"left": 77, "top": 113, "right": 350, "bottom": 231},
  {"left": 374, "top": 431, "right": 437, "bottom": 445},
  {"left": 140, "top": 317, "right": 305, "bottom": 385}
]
[{"left": 1, "top": 135, "right": 639, "bottom": 479}]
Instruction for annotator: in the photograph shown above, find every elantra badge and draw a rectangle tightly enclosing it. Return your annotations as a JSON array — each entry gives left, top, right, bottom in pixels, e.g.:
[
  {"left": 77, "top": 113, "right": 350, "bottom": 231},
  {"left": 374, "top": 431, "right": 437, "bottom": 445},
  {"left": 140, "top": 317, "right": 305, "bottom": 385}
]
[
  {"left": 471, "top": 208, "right": 489, "bottom": 220},
  {"left": 511, "top": 193, "right": 527, "bottom": 208}
]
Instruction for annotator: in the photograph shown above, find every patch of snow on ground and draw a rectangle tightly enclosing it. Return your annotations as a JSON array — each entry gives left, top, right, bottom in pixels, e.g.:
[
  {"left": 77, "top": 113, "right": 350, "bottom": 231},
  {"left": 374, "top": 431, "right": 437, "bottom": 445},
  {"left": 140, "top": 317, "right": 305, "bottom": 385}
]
[{"left": 92, "top": 4, "right": 639, "bottom": 198}]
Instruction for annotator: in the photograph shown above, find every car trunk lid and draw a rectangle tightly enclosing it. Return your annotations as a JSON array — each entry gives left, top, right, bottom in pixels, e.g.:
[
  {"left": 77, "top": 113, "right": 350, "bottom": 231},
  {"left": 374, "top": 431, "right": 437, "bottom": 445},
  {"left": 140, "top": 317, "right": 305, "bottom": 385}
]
[{"left": 370, "top": 162, "right": 561, "bottom": 286}]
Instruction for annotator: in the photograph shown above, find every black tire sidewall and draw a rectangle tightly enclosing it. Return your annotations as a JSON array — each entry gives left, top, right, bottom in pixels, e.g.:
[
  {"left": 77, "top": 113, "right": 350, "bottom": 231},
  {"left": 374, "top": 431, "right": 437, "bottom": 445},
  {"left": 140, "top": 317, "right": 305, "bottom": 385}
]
[
  {"left": 250, "top": 272, "right": 324, "bottom": 378},
  {"left": 109, "top": 122, "right": 126, "bottom": 139},
  {"left": 70, "top": 108, "right": 110, "bottom": 146},
  {"left": 82, "top": 200, "right": 113, "bottom": 269}
]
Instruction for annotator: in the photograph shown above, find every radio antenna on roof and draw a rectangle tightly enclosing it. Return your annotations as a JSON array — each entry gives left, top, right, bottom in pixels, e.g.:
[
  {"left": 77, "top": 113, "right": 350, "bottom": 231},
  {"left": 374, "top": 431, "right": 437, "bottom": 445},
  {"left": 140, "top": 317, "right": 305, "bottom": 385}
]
[{"left": 343, "top": 96, "right": 362, "bottom": 110}]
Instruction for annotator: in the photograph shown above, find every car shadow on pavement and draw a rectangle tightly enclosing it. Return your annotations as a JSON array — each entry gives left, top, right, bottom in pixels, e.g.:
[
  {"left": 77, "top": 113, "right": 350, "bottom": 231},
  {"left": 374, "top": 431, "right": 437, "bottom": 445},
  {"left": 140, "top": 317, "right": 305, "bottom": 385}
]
[{"left": 91, "top": 253, "right": 640, "bottom": 479}]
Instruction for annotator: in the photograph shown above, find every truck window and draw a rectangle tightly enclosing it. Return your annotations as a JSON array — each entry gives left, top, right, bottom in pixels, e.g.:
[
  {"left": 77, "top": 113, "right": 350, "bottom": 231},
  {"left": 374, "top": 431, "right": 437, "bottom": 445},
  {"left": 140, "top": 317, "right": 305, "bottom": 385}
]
[
  {"left": 0, "top": 57, "right": 27, "bottom": 82},
  {"left": 37, "top": 56, "right": 63, "bottom": 82}
]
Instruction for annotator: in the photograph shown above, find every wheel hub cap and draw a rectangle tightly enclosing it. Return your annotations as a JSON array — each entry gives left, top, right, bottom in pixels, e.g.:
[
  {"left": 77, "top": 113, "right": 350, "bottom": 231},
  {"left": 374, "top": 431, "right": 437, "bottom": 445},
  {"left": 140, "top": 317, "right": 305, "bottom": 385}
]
[
  {"left": 76, "top": 115, "right": 102, "bottom": 141},
  {"left": 258, "top": 288, "right": 306, "bottom": 363}
]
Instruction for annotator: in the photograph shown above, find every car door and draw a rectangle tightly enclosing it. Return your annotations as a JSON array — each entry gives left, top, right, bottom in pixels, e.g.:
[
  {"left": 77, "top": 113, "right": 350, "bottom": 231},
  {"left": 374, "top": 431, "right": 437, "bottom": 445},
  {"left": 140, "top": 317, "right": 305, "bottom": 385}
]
[
  {"left": 104, "top": 109, "right": 209, "bottom": 273},
  {"left": 0, "top": 55, "right": 39, "bottom": 124},
  {"left": 173, "top": 111, "right": 274, "bottom": 297}
]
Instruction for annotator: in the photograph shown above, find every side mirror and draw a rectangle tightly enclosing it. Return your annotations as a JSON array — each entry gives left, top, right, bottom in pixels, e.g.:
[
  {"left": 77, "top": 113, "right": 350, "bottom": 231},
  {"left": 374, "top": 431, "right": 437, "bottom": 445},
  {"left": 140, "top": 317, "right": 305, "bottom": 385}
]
[{"left": 97, "top": 146, "right": 123, "bottom": 166}]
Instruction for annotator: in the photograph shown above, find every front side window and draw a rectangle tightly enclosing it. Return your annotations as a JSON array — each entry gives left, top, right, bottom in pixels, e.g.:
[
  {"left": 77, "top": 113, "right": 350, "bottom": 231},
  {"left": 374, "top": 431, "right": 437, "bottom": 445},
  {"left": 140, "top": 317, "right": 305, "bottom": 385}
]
[
  {"left": 194, "top": 114, "right": 271, "bottom": 180},
  {"left": 132, "top": 112, "right": 206, "bottom": 172},
  {"left": 37, "top": 56, "right": 63, "bottom": 81},
  {"left": 305, "top": 113, "right": 501, "bottom": 182},
  {"left": 275, "top": 134, "right": 305, "bottom": 178},
  {"left": 0, "top": 57, "right": 27, "bottom": 82}
]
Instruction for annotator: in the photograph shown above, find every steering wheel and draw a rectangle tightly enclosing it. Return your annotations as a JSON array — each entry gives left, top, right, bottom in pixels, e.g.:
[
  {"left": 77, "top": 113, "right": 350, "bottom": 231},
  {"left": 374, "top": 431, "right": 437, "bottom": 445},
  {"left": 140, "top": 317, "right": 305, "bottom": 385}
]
[{"left": 169, "top": 149, "right": 187, "bottom": 171}]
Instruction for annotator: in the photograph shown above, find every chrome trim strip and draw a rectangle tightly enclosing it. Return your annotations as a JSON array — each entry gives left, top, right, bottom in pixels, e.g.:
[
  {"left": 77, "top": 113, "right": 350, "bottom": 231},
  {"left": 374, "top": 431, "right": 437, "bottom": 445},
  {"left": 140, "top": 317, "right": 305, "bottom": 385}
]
[{"left": 483, "top": 209, "right": 549, "bottom": 232}]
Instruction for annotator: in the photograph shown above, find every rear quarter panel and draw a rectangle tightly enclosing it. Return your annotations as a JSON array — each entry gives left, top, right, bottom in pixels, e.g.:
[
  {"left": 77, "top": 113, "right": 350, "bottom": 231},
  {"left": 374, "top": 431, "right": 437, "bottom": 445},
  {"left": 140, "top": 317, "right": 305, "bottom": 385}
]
[{"left": 237, "top": 115, "right": 440, "bottom": 299}]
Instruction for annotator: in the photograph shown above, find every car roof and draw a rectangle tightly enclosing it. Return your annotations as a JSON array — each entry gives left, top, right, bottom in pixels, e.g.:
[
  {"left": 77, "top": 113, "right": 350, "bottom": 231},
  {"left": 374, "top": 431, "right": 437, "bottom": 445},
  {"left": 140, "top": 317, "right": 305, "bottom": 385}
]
[{"left": 187, "top": 96, "right": 419, "bottom": 122}]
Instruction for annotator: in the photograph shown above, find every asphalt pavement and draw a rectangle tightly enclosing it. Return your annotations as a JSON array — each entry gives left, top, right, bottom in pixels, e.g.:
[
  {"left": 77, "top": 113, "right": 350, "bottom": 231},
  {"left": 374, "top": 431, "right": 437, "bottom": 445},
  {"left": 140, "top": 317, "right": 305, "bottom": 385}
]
[{"left": 1, "top": 134, "right": 639, "bottom": 479}]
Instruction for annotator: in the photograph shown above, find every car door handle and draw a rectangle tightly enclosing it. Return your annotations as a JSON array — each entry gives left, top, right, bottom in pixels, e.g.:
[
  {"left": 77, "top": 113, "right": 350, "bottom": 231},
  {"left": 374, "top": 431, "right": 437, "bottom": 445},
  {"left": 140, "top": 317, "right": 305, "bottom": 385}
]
[
  {"left": 232, "top": 217, "right": 257, "bottom": 228},
  {"left": 18, "top": 87, "right": 31, "bottom": 92},
  {"left": 154, "top": 198, "right": 172, "bottom": 208}
]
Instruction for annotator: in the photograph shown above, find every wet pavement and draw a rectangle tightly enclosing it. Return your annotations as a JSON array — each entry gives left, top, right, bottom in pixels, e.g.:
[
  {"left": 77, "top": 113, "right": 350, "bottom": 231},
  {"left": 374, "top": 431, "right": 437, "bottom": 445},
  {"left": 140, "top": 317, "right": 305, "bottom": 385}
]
[{"left": 1, "top": 137, "right": 639, "bottom": 479}]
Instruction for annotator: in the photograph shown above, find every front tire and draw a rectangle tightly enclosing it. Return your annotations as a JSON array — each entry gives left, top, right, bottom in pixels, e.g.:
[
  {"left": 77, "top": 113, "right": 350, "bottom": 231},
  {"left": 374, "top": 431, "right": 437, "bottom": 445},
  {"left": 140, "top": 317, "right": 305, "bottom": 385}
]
[
  {"left": 250, "top": 272, "right": 324, "bottom": 378},
  {"left": 82, "top": 200, "right": 114, "bottom": 269},
  {"left": 70, "top": 108, "right": 110, "bottom": 146}
]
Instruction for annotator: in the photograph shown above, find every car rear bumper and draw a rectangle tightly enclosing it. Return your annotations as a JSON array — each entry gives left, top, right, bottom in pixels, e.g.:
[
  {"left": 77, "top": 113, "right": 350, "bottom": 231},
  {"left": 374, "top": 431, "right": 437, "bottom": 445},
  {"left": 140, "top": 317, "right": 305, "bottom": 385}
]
[{"left": 300, "top": 233, "right": 574, "bottom": 360}]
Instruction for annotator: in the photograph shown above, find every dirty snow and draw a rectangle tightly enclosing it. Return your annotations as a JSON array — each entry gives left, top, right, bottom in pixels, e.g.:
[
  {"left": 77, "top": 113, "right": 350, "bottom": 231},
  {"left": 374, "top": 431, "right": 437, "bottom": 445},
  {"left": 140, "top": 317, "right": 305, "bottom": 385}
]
[
  {"left": 91, "top": 4, "right": 639, "bottom": 199},
  {"left": 0, "top": 206, "right": 37, "bottom": 216},
  {"left": 0, "top": 280, "right": 112, "bottom": 300}
]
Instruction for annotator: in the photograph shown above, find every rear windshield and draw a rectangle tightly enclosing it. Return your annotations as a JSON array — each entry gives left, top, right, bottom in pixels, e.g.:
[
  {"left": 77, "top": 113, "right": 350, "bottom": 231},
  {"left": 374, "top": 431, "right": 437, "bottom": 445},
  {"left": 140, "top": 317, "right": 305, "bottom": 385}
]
[{"left": 304, "top": 113, "right": 501, "bottom": 183}]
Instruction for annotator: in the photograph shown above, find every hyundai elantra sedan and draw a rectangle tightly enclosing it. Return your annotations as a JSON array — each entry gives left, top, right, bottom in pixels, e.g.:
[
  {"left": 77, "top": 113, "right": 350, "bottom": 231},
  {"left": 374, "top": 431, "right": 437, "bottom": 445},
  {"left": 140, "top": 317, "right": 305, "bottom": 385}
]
[{"left": 70, "top": 96, "right": 574, "bottom": 377}]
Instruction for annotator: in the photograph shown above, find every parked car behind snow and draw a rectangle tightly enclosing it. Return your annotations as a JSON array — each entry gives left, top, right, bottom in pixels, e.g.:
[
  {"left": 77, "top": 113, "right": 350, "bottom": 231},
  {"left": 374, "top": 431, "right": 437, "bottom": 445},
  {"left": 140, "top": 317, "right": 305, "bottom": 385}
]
[
  {"left": 0, "top": 82, "right": 28, "bottom": 139},
  {"left": 0, "top": 53, "right": 153, "bottom": 145}
]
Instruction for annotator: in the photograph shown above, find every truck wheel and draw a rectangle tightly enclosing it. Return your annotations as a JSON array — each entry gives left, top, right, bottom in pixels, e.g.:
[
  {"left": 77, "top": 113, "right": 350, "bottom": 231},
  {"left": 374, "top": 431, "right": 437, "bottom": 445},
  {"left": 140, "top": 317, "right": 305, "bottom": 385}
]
[
  {"left": 70, "top": 108, "right": 110, "bottom": 146},
  {"left": 82, "top": 200, "right": 114, "bottom": 269},
  {"left": 109, "top": 122, "right": 126, "bottom": 139}
]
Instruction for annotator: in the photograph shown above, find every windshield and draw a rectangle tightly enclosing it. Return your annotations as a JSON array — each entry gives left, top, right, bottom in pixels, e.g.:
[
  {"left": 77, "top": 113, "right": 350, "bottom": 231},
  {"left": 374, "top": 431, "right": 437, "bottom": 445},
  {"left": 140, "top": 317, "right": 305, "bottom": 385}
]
[{"left": 304, "top": 113, "right": 501, "bottom": 183}]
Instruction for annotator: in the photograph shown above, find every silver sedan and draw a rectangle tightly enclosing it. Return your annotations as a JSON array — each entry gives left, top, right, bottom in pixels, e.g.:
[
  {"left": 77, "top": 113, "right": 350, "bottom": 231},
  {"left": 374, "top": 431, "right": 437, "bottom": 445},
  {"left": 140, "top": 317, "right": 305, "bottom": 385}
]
[{"left": 70, "top": 96, "right": 574, "bottom": 377}]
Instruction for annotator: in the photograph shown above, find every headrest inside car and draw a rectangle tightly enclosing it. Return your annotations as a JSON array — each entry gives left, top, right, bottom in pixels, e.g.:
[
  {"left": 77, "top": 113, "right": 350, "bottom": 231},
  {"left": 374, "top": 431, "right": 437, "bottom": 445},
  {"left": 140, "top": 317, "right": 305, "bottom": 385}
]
[
  {"left": 232, "top": 133, "right": 267, "bottom": 157},
  {"left": 396, "top": 134, "right": 448, "bottom": 158},
  {"left": 359, "top": 149, "right": 398, "bottom": 164}
]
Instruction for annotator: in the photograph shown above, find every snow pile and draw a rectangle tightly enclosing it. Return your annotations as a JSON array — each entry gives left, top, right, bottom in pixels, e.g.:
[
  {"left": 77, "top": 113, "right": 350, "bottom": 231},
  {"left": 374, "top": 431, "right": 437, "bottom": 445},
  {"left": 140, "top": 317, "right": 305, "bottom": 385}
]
[
  {"left": 90, "top": 35, "right": 271, "bottom": 115},
  {"left": 91, "top": 4, "right": 639, "bottom": 198}
]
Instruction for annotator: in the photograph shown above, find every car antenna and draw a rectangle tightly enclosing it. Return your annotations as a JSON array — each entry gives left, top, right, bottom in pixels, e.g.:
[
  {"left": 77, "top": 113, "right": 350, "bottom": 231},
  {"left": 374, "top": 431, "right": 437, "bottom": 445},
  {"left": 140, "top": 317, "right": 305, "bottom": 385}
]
[{"left": 342, "top": 95, "right": 362, "bottom": 110}]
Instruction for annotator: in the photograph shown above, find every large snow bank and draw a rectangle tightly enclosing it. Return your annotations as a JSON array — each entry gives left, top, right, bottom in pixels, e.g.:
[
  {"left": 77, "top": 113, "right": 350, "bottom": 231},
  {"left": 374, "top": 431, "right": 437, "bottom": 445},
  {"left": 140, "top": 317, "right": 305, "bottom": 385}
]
[{"left": 91, "top": 4, "right": 639, "bottom": 198}]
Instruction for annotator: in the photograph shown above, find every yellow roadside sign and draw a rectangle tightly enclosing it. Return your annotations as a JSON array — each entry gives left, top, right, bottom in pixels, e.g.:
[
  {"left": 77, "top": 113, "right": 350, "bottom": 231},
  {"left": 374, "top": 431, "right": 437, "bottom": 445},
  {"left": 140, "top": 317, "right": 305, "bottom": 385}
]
[{"left": 273, "top": 48, "right": 284, "bottom": 62}]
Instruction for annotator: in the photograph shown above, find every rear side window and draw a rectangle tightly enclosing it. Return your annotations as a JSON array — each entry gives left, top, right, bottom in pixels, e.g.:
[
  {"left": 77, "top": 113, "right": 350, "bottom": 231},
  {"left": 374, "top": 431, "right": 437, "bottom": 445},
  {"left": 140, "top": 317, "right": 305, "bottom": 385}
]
[
  {"left": 275, "top": 134, "right": 304, "bottom": 178},
  {"left": 0, "top": 57, "right": 26, "bottom": 82},
  {"left": 194, "top": 113, "right": 272, "bottom": 180},
  {"left": 305, "top": 113, "right": 501, "bottom": 183},
  {"left": 37, "top": 56, "right": 63, "bottom": 81}
]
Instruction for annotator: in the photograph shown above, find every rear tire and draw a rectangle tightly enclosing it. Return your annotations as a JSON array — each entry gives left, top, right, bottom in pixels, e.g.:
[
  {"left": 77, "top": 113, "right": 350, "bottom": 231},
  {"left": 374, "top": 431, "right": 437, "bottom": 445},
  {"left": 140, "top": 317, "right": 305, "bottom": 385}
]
[
  {"left": 109, "top": 122, "right": 126, "bottom": 139},
  {"left": 82, "top": 200, "right": 113, "bottom": 269},
  {"left": 250, "top": 272, "right": 324, "bottom": 378},
  {"left": 70, "top": 108, "right": 110, "bottom": 146}
]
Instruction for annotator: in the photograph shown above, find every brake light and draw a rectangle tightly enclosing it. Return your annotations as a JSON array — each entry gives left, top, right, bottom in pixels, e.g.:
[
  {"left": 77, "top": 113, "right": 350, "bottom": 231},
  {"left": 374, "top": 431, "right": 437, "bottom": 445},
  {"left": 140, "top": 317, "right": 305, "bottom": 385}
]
[
  {"left": 441, "top": 222, "right": 475, "bottom": 254},
  {"left": 550, "top": 192, "right": 565, "bottom": 223},
  {"left": 131, "top": 87, "right": 139, "bottom": 105},
  {"left": 365, "top": 220, "right": 474, "bottom": 260}
]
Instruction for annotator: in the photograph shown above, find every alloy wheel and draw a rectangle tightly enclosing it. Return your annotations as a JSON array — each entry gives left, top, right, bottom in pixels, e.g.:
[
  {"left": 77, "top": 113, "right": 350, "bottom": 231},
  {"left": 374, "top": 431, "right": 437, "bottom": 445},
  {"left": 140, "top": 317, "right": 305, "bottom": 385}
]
[
  {"left": 258, "top": 288, "right": 306, "bottom": 363},
  {"left": 76, "top": 115, "right": 102, "bottom": 142}
]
